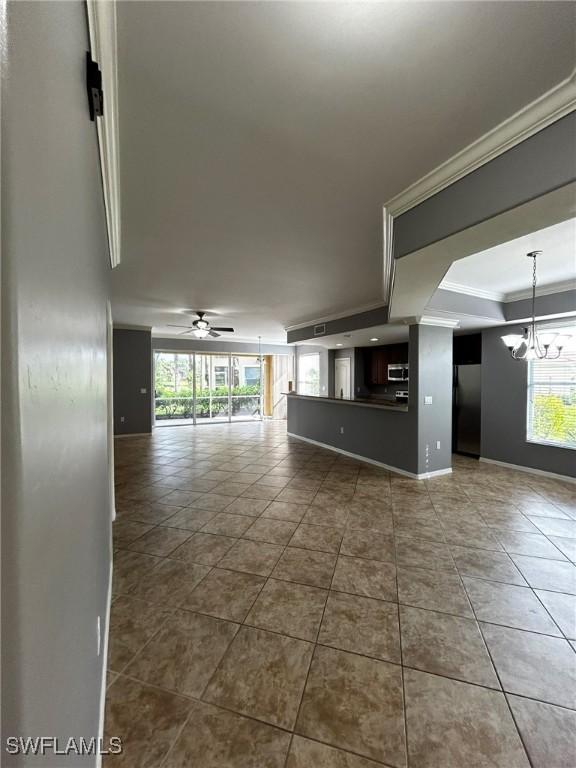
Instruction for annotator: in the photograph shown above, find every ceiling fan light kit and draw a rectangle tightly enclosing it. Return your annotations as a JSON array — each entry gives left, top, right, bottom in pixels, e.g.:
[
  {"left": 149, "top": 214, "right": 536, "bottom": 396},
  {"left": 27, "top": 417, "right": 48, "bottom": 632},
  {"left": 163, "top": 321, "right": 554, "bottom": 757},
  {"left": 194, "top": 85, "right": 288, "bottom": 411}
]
[
  {"left": 501, "top": 251, "right": 571, "bottom": 361},
  {"left": 167, "top": 311, "right": 235, "bottom": 339}
]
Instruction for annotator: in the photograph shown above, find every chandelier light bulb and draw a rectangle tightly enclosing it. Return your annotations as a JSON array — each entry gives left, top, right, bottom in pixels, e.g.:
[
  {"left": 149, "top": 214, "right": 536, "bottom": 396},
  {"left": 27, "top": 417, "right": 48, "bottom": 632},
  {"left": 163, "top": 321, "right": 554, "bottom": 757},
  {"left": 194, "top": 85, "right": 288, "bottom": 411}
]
[
  {"left": 501, "top": 334, "right": 523, "bottom": 351},
  {"left": 501, "top": 251, "right": 570, "bottom": 361}
]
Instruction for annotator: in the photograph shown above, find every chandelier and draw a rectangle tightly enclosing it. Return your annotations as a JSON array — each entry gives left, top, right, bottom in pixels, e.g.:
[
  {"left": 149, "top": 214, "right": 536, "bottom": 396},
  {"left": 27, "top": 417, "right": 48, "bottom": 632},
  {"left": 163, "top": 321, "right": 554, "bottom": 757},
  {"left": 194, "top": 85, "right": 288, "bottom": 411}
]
[{"left": 501, "top": 251, "right": 571, "bottom": 360}]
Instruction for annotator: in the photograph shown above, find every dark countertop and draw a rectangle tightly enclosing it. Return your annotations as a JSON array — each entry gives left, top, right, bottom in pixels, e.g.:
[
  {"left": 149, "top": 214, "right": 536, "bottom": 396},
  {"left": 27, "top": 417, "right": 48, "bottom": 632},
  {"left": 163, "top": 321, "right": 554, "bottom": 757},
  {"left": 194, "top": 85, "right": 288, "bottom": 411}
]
[{"left": 284, "top": 392, "right": 409, "bottom": 412}]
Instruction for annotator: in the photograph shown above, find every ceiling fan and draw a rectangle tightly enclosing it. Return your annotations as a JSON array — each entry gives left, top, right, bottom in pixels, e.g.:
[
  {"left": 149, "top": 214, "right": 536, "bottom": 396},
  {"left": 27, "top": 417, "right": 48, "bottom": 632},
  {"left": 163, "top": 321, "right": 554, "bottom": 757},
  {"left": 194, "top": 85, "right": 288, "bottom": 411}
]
[{"left": 167, "top": 311, "right": 234, "bottom": 339}]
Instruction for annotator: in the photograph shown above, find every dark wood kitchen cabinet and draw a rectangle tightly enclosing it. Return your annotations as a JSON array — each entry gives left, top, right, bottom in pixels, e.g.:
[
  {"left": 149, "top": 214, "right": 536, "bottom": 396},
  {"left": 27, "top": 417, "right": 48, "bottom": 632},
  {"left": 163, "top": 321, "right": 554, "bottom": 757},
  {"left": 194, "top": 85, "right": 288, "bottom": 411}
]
[{"left": 367, "top": 342, "right": 408, "bottom": 385}]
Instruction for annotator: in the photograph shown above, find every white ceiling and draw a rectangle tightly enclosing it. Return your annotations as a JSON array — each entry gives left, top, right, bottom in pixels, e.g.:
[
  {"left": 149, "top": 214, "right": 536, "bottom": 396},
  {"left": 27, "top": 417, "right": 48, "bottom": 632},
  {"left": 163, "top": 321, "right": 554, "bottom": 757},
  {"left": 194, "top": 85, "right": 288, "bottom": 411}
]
[
  {"left": 441, "top": 218, "right": 576, "bottom": 301},
  {"left": 112, "top": 1, "right": 575, "bottom": 341}
]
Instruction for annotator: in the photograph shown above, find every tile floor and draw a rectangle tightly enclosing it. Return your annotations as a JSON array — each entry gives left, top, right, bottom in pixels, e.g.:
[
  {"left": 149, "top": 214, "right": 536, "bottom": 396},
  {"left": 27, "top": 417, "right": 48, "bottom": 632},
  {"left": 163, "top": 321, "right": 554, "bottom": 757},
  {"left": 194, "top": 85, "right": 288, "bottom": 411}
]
[{"left": 106, "top": 421, "right": 576, "bottom": 767}]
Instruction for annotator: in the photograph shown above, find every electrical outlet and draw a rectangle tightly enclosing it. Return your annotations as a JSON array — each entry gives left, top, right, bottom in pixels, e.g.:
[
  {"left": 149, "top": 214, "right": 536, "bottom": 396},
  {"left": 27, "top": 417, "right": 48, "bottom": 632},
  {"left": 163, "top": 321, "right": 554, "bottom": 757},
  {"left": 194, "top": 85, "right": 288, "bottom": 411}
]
[
  {"left": 340, "top": 426, "right": 345, "bottom": 435},
  {"left": 436, "top": 441, "right": 441, "bottom": 450},
  {"left": 120, "top": 416, "right": 125, "bottom": 423},
  {"left": 140, "top": 387, "right": 147, "bottom": 394}
]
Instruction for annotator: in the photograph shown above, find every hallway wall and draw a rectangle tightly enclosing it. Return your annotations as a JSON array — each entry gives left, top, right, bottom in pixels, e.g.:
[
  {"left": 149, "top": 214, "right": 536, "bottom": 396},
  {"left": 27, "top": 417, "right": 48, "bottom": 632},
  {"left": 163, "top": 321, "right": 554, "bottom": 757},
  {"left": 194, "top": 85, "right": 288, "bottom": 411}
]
[
  {"left": 113, "top": 328, "right": 153, "bottom": 435},
  {"left": 1, "top": 2, "right": 112, "bottom": 763}
]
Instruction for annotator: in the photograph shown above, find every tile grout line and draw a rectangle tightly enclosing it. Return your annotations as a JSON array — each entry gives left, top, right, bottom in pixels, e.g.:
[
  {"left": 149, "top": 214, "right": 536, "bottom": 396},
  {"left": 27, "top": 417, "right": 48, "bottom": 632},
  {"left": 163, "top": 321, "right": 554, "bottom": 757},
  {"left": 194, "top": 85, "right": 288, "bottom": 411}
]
[
  {"left": 280, "top": 478, "right": 353, "bottom": 768},
  {"left": 452, "top": 558, "right": 536, "bottom": 768},
  {"left": 111, "top": 427, "right": 576, "bottom": 765}
]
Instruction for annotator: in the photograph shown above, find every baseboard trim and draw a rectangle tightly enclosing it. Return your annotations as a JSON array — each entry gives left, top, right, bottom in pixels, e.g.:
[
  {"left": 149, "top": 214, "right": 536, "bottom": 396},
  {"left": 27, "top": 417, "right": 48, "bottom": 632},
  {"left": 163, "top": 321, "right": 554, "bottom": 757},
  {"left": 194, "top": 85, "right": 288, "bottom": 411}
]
[
  {"left": 287, "top": 432, "right": 452, "bottom": 480},
  {"left": 480, "top": 457, "right": 576, "bottom": 484},
  {"left": 113, "top": 432, "right": 152, "bottom": 439},
  {"left": 421, "top": 467, "right": 454, "bottom": 479},
  {"left": 96, "top": 558, "right": 113, "bottom": 768}
]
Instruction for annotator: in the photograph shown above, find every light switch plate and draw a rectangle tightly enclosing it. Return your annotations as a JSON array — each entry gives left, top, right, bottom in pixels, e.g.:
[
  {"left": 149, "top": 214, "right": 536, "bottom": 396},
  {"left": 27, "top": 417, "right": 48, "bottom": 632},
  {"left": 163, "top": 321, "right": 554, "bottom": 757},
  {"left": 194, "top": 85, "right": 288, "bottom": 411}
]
[
  {"left": 424, "top": 396, "right": 433, "bottom": 405},
  {"left": 140, "top": 388, "right": 147, "bottom": 394}
]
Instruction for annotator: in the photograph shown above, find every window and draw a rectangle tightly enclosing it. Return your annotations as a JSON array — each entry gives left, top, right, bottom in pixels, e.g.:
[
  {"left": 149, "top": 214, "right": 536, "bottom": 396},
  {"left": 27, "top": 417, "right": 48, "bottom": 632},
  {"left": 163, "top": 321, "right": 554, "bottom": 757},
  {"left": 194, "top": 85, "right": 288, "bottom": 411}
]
[
  {"left": 527, "top": 324, "right": 576, "bottom": 450},
  {"left": 298, "top": 353, "right": 320, "bottom": 396},
  {"left": 243, "top": 366, "right": 261, "bottom": 387},
  {"left": 214, "top": 365, "right": 228, "bottom": 387}
]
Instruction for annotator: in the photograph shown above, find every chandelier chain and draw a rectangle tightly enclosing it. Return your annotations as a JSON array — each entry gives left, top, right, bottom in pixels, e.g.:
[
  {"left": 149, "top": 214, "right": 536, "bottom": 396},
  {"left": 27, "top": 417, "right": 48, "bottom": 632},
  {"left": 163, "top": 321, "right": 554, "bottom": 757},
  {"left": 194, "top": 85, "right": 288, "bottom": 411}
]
[{"left": 502, "top": 250, "right": 570, "bottom": 361}]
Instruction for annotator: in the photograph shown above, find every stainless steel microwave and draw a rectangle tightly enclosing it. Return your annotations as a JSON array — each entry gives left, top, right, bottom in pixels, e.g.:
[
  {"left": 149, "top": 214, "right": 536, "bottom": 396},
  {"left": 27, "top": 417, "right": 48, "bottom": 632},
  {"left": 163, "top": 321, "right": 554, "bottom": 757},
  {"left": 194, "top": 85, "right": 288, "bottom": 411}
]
[{"left": 388, "top": 364, "right": 409, "bottom": 381}]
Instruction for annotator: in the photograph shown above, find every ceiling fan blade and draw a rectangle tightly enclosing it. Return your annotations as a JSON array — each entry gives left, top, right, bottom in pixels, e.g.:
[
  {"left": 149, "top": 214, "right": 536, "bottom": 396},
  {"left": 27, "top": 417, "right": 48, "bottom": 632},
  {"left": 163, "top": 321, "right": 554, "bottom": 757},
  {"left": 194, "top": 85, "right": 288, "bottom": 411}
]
[
  {"left": 178, "top": 329, "right": 194, "bottom": 335},
  {"left": 210, "top": 327, "right": 234, "bottom": 332},
  {"left": 167, "top": 324, "right": 193, "bottom": 329},
  {"left": 208, "top": 330, "right": 221, "bottom": 338}
]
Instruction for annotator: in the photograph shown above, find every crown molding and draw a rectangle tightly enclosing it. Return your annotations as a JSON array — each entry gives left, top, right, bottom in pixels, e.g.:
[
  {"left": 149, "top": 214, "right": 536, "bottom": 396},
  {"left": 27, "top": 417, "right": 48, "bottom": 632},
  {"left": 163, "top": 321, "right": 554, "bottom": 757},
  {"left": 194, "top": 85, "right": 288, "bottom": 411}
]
[
  {"left": 438, "top": 278, "right": 576, "bottom": 304},
  {"left": 439, "top": 281, "right": 505, "bottom": 303},
  {"left": 398, "top": 315, "right": 461, "bottom": 328},
  {"left": 87, "top": 0, "right": 121, "bottom": 268},
  {"left": 417, "top": 315, "right": 461, "bottom": 328},
  {"left": 384, "top": 69, "right": 576, "bottom": 217},
  {"left": 504, "top": 279, "right": 576, "bottom": 303}
]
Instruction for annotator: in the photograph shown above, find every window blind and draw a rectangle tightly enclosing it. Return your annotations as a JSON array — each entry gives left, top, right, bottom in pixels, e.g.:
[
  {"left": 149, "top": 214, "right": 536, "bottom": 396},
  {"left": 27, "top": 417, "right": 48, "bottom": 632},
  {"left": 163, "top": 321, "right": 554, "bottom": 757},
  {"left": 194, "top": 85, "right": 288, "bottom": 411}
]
[{"left": 527, "top": 322, "right": 576, "bottom": 449}]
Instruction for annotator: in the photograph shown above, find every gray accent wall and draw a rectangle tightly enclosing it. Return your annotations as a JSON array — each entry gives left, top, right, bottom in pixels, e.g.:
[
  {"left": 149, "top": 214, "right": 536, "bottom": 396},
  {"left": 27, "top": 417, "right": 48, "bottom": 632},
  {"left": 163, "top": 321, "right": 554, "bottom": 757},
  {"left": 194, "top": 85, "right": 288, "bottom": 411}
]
[
  {"left": 481, "top": 325, "right": 575, "bottom": 477},
  {"left": 504, "top": 289, "right": 576, "bottom": 323},
  {"left": 288, "top": 325, "right": 453, "bottom": 476},
  {"left": 287, "top": 306, "right": 388, "bottom": 344},
  {"left": 394, "top": 113, "right": 576, "bottom": 258},
  {"left": 427, "top": 289, "right": 505, "bottom": 322},
  {"left": 2, "top": 2, "right": 111, "bottom": 763},
  {"left": 427, "top": 288, "right": 576, "bottom": 326},
  {"left": 114, "top": 329, "right": 153, "bottom": 435},
  {"left": 287, "top": 396, "right": 417, "bottom": 472}
]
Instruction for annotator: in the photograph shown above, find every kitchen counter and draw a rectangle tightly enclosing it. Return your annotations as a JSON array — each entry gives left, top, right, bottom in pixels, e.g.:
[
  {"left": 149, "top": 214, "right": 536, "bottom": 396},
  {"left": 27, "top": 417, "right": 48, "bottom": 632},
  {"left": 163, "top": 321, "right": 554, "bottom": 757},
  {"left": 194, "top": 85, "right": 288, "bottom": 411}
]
[{"left": 283, "top": 392, "right": 408, "bottom": 412}]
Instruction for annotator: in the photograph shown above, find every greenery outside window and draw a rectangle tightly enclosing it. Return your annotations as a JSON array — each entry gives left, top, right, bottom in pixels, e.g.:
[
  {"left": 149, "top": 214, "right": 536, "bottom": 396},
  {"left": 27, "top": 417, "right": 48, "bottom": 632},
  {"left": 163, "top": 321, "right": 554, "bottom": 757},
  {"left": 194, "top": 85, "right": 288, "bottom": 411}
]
[
  {"left": 527, "top": 324, "right": 576, "bottom": 450},
  {"left": 244, "top": 366, "right": 260, "bottom": 386},
  {"left": 154, "top": 351, "right": 262, "bottom": 423}
]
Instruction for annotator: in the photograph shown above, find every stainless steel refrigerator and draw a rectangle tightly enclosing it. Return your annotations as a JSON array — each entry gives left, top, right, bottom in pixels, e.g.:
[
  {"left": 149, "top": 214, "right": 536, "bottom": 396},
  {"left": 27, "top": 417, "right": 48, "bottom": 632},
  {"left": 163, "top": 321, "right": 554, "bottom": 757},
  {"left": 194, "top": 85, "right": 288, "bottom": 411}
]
[{"left": 453, "top": 364, "right": 481, "bottom": 457}]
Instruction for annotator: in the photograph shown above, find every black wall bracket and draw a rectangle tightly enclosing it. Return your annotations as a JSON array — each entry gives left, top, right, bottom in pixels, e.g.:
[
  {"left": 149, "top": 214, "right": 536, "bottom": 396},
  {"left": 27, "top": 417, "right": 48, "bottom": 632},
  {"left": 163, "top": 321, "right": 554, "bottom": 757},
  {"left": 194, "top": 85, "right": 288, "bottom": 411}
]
[{"left": 86, "top": 52, "right": 103, "bottom": 121}]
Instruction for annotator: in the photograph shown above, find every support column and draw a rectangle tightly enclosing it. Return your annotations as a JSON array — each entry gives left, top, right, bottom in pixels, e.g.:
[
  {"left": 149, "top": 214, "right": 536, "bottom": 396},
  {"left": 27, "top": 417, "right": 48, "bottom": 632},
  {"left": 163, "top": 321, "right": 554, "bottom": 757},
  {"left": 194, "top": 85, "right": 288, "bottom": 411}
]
[
  {"left": 263, "top": 355, "right": 273, "bottom": 417},
  {"left": 409, "top": 324, "right": 454, "bottom": 476}
]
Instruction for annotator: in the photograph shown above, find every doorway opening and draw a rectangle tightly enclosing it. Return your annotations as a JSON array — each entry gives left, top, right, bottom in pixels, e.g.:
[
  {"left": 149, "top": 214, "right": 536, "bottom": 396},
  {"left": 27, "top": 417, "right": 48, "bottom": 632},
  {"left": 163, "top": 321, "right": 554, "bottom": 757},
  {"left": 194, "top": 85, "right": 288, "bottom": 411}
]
[{"left": 334, "top": 357, "right": 351, "bottom": 399}]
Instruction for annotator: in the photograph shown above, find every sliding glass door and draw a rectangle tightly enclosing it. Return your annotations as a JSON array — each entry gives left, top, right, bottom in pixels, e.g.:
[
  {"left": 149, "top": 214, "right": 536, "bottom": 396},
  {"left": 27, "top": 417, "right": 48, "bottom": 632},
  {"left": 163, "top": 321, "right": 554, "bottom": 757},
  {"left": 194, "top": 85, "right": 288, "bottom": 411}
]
[
  {"left": 231, "top": 355, "right": 262, "bottom": 421},
  {"left": 154, "top": 350, "right": 262, "bottom": 425},
  {"left": 154, "top": 352, "right": 195, "bottom": 424},
  {"left": 195, "top": 353, "right": 230, "bottom": 423}
]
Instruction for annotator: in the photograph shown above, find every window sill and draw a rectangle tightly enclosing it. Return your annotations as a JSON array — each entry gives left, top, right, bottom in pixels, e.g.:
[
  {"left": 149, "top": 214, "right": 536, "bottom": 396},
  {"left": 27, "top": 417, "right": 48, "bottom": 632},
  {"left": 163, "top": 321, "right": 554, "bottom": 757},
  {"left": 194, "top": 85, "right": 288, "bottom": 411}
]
[{"left": 526, "top": 438, "right": 575, "bottom": 451}]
